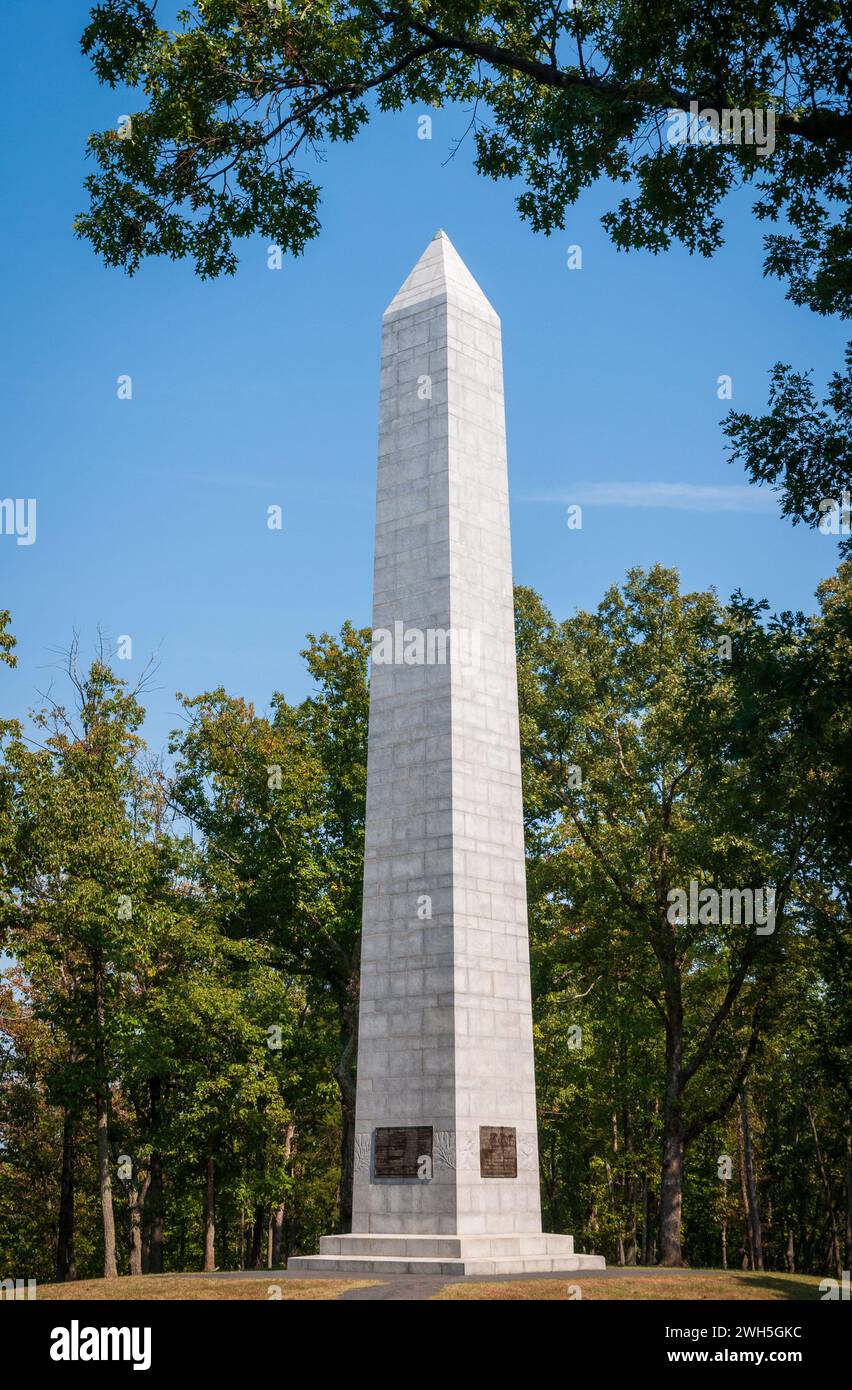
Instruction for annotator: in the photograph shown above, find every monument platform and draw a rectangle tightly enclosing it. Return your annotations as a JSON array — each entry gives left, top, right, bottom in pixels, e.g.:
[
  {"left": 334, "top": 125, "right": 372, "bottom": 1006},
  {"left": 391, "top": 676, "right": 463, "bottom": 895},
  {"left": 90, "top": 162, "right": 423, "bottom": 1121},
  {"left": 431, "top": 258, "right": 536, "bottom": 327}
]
[{"left": 289, "top": 1234, "right": 605, "bottom": 1276}]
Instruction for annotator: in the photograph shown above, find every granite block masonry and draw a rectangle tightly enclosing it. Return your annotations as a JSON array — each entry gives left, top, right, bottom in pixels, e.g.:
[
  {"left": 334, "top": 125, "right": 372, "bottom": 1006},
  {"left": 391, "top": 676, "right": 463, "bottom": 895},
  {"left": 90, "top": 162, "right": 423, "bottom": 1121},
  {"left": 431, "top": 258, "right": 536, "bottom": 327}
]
[{"left": 288, "top": 232, "right": 605, "bottom": 1275}]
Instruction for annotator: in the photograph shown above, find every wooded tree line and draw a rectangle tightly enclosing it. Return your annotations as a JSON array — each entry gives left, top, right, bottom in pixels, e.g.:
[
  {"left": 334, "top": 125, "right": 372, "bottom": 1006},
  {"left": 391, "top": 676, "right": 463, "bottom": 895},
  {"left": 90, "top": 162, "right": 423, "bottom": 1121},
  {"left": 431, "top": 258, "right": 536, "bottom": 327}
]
[{"left": 0, "top": 562, "right": 849, "bottom": 1279}]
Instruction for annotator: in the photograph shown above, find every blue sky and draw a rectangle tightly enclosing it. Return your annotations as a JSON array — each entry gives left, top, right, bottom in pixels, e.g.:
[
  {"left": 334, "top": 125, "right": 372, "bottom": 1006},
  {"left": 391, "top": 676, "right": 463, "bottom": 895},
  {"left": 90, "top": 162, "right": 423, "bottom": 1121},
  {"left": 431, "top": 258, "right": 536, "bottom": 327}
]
[{"left": 1, "top": 1, "right": 847, "bottom": 754}]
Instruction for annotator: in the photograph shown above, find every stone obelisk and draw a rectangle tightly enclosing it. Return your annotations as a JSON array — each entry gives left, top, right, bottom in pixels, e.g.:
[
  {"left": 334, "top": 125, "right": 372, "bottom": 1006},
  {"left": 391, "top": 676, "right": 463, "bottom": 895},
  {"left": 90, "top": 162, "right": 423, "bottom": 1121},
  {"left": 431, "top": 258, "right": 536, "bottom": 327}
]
[{"left": 290, "top": 232, "right": 604, "bottom": 1274}]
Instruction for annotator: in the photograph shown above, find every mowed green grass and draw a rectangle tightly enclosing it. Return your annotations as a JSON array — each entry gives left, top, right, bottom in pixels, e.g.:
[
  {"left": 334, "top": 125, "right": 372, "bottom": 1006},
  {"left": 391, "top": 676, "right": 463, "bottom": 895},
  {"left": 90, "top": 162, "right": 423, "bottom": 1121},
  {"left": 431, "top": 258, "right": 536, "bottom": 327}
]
[
  {"left": 9, "top": 1275, "right": 377, "bottom": 1301},
  {"left": 433, "top": 1272, "right": 827, "bottom": 1300},
  {"left": 5, "top": 1269, "right": 829, "bottom": 1301}
]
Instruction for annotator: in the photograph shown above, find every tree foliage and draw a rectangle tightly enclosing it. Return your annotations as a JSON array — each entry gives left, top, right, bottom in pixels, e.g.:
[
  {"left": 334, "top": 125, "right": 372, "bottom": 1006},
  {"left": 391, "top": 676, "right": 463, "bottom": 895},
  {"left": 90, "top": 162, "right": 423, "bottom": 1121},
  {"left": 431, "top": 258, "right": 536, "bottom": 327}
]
[
  {"left": 77, "top": 1, "right": 850, "bottom": 305},
  {"left": 1, "top": 570, "right": 849, "bottom": 1277}
]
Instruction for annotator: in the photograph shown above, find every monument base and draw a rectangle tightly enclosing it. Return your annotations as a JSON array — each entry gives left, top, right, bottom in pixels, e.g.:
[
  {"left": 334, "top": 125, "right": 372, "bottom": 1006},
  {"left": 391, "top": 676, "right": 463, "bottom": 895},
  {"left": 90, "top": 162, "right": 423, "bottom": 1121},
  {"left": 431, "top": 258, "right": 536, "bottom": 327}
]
[{"left": 288, "top": 1233, "right": 606, "bottom": 1276}]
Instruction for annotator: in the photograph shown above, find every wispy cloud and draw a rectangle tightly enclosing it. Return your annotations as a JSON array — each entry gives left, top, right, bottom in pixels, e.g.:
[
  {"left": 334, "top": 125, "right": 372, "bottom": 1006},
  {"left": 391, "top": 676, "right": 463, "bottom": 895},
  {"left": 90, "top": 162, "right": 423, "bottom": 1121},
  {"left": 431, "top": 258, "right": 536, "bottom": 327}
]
[{"left": 521, "top": 482, "right": 780, "bottom": 513}]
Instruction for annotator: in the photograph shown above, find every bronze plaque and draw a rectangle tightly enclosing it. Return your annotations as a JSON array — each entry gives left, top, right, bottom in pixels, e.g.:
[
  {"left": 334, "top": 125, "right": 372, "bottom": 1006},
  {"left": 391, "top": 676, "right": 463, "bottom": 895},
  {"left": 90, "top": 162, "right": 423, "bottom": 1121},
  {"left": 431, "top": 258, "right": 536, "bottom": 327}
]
[
  {"left": 480, "top": 1126, "right": 517, "bottom": 1178},
  {"left": 374, "top": 1126, "right": 433, "bottom": 1178}
]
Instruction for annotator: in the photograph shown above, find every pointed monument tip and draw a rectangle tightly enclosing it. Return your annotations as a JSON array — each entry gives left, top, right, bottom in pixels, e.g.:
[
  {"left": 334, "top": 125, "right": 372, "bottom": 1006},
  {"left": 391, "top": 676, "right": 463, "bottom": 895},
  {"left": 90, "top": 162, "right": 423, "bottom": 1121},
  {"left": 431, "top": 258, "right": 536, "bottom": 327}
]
[{"left": 384, "top": 231, "right": 499, "bottom": 322}]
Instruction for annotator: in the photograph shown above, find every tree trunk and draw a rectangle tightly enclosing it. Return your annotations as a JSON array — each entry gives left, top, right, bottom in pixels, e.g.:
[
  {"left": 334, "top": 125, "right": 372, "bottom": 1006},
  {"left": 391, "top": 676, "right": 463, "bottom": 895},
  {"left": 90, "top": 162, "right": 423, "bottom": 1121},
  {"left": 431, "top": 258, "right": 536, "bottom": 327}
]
[
  {"left": 624, "top": 1107, "right": 637, "bottom": 1265},
  {"left": 739, "top": 1087, "right": 763, "bottom": 1269},
  {"left": 608, "top": 1109, "right": 624, "bottom": 1264},
  {"left": 144, "top": 1150, "right": 164, "bottom": 1273},
  {"left": 143, "top": 1077, "right": 164, "bottom": 1274},
  {"left": 807, "top": 1102, "right": 842, "bottom": 1279},
  {"left": 544, "top": 1131, "right": 559, "bottom": 1230},
  {"left": 271, "top": 1202, "right": 286, "bottom": 1267},
  {"left": 250, "top": 1205, "right": 265, "bottom": 1269},
  {"left": 588, "top": 1201, "right": 599, "bottom": 1254},
  {"left": 721, "top": 1216, "right": 728, "bottom": 1271},
  {"left": 737, "top": 1110, "right": 755, "bottom": 1269},
  {"left": 55, "top": 1105, "right": 77, "bottom": 1282},
  {"left": 95, "top": 1094, "right": 117, "bottom": 1276},
  {"left": 203, "top": 1154, "right": 216, "bottom": 1272},
  {"left": 786, "top": 1228, "right": 795, "bottom": 1274},
  {"left": 839, "top": 1123, "right": 845, "bottom": 1273},
  {"left": 93, "top": 952, "right": 118, "bottom": 1279},
  {"left": 659, "top": 1123, "right": 685, "bottom": 1264},
  {"left": 658, "top": 986, "right": 686, "bottom": 1265},
  {"left": 337, "top": 1083, "right": 356, "bottom": 1236},
  {"left": 128, "top": 1162, "right": 151, "bottom": 1277},
  {"left": 128, "top": 1174, "right": 143, "bottom": 1276},
  {"left": 334, "top": 985, "right": 359, "bottom": 1234},
  {"left": 270, "top": 1121, "right": 295, "bottom": 1268}
]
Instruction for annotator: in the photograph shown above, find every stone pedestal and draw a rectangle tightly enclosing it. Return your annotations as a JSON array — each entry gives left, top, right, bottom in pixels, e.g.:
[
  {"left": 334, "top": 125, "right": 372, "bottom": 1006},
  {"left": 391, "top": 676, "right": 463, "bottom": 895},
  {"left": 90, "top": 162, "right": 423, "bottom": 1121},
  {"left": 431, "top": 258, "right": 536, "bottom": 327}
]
[
  {"left": 289, "top": 232, "right": 604, "bottom": 1277},
  {"left": 294, "top": 1233, "right": 599, "bottom": 1277}
]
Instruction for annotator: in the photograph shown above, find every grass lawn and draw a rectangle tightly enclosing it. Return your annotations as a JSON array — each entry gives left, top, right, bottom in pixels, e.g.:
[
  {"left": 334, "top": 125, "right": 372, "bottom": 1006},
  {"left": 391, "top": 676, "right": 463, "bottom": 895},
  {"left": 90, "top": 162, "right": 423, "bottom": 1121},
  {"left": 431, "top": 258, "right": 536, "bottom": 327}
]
[
  {"left": 433, "top": 1272, "right": 827, "bottom": 1300},
  {"left": 11, "top": 1269, "right": 828, "bottom": 1301},
  {"left": 20, "top": 1275, "right": 378, "bottom": 1301}
]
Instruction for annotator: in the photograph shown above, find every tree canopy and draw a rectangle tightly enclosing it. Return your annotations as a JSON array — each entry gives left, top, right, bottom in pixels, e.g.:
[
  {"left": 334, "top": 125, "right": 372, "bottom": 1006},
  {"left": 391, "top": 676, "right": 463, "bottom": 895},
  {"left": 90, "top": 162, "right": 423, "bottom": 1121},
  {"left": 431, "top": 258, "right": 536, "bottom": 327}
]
[{"left": 78, "top": 1, "right": 850, "bottom": 303}]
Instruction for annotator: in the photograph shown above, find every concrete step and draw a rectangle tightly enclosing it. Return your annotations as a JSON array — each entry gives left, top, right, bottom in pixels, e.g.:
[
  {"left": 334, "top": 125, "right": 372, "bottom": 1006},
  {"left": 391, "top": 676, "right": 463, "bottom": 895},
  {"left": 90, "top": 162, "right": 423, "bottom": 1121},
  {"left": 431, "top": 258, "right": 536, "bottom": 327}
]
[
  {"left": 288, "top": 1252, "right": 606, "bottom": 1276},
  {"left": 462, "top": 1255, "right": 605, "bottom": 1275},
  {"left": 289, "top": 1255, "right": 467, "bottom": 1275},
  {"left": 318, "top": 1233, "right": 575, "bottom": 1258}
]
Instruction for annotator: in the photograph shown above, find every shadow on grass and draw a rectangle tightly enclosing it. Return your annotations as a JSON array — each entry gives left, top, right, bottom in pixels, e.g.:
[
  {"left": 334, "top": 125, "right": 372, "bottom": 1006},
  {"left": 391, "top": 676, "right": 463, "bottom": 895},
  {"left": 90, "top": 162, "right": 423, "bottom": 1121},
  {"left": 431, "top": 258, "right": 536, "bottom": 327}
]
[
  {"left": 735, "top": 1273, "right": 824, "bottom": 1301},
  {"left": 431, "top": 1270, "right": 828, "bottom": 1301}
]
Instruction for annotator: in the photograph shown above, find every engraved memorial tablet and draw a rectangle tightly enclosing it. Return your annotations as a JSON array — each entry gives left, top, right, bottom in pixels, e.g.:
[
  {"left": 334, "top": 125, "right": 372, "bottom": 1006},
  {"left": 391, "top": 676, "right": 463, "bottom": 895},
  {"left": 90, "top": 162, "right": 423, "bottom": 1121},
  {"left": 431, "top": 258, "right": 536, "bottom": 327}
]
[
  {"left": 480, "top": 1126, "right": 518, "bottom": 1178},
  {"left": 374, "top": 1127, "right": 433, "bottom": 1179}
]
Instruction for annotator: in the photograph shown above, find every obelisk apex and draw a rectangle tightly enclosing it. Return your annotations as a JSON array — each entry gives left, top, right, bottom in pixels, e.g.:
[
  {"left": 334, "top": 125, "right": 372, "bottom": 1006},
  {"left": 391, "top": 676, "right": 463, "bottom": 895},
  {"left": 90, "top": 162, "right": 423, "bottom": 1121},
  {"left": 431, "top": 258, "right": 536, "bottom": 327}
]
[
  {"left": 383, "top": 228, "right": 499, "bottom": 320},
  {"left": 289, "top": 234, "right": 604, "bottom": 1274}
]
